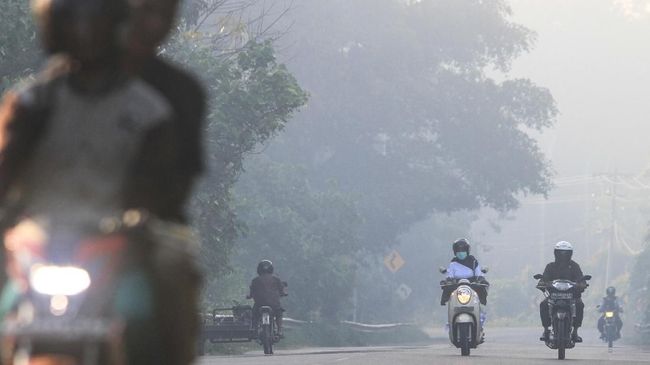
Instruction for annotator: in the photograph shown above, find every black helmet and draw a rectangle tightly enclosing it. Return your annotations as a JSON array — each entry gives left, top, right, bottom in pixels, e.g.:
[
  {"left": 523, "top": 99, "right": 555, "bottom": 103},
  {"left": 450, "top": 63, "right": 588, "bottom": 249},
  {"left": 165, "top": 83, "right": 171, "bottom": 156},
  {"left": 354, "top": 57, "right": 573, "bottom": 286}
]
[
  {"left": 32, "top": 0, "right": 129, "bottom": 58},
  {"left": 606, "top": 286, "right": 616, "bottom": 297},
  {"left": 452, "top": 238, "right": 470, "bottom": 254},
  {"left": 257, "top": 260, "right": 274, "bottom": 275}
]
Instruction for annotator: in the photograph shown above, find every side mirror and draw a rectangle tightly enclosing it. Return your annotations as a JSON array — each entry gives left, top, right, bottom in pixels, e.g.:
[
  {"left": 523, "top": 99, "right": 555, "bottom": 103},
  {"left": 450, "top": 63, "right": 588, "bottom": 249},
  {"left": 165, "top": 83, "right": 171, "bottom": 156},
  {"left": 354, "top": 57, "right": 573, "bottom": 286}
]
[
  {"left": 439, "top": 266, "right": 447, "bottom": 274},
  {"left": 481, "top": 267, "right": 489, "bottom": 274},
  {"left": 533, "top": 274, "right": 543, "bottom": 280},
  {"left": 583, "top": 275, "right": 592, "bottom": 281}
]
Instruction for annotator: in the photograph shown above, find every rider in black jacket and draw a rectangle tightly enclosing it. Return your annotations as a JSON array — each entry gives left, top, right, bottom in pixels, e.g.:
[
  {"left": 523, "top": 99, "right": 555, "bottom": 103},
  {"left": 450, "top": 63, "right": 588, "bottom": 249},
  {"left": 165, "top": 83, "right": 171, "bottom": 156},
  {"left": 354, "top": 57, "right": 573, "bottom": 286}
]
[{"left": 539, "top": 241, "right": 587, "bottom": 343}]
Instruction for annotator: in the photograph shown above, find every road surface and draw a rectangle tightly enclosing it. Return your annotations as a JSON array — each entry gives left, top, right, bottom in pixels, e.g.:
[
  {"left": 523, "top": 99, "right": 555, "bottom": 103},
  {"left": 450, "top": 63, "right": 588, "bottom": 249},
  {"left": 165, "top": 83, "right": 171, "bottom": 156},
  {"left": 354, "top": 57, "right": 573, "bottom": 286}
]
[{"left": 198, "top": 327, "right": 650, "bottom": 364}]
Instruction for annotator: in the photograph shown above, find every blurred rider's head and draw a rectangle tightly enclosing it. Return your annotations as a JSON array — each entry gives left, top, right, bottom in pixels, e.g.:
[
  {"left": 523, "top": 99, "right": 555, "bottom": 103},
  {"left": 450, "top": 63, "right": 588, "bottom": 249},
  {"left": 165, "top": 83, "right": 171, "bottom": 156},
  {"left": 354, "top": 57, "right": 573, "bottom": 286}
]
[
  {"left": 124, "top": 0, "right": 180, "bottom": 65},
  {"left": 553, "top": 241, "right": 573, "bottom": 264},
  {"left": 32, "top": 0, "right": 129, "bottom": 66},
  {"left": 606, "top": 286, "right": 616, "bottom": 298}
]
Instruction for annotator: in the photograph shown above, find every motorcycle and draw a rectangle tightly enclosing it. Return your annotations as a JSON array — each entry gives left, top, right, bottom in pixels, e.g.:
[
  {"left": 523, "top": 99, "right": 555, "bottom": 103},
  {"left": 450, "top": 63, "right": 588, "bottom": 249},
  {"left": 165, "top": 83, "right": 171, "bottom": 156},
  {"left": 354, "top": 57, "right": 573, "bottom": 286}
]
[
  {"left": 597, "top": 303, "right": 622, "bottom": 349},
  {"left": 257, "top": 306, "right": 277, "bottom": 355},
  {"left": 248, "top": 281, "right": 287, "bottom": 355},
  {"left": 439, "top": 267, "right": 489, "bottom": 356},
  {"left": 533, "top": 273, "right": 592, "bottom": 360},
  {"left": 0, "top": 211, "right": 156, "bottom": 365}
]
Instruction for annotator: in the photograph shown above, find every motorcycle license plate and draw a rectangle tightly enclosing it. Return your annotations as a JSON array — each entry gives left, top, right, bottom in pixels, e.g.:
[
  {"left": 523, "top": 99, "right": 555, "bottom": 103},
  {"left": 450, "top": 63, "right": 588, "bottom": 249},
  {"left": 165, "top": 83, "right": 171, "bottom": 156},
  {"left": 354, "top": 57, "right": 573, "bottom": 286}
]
[
  {"left": 550, "top": 292, "right": 573, "bottom": 300},
  {"left": 262, "top": 314, "right": 270, "bottom": 325},
  {"left": 2, "top": 318, "right": 114, "bottom": 341}
]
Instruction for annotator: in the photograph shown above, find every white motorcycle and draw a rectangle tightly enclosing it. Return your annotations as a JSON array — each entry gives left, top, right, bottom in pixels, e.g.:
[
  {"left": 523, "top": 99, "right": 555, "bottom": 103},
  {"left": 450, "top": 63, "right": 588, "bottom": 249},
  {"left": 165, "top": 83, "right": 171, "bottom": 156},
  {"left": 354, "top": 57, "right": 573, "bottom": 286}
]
[{"left": 439, "top": 267, "right": 489, "bottom": 356}]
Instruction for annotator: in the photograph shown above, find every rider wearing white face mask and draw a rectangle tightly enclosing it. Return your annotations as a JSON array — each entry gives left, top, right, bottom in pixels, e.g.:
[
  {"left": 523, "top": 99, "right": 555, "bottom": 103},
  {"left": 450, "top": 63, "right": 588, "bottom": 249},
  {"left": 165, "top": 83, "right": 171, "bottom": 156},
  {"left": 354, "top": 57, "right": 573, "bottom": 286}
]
[{"left": 440, "top": 238, "right": 488, "bottom": 306}]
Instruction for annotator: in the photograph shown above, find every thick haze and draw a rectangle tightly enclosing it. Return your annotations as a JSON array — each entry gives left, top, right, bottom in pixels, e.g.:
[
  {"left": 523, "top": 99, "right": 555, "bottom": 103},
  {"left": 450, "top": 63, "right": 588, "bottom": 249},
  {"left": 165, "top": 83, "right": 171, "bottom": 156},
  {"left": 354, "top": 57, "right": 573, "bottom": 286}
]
[
  {"left": 509, "top": 0, "right": 650, "bottom": 174},
  {"left": 473, "top": 0, "right": 650, "bottom": 296}
]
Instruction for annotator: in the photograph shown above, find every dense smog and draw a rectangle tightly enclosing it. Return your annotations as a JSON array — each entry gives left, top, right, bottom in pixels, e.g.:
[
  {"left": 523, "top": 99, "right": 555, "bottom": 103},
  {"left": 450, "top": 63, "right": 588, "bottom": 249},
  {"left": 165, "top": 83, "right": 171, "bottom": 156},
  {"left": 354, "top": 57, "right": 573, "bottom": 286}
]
[{"left": 0, "top": 0, "right": 649, "bottom": 364}]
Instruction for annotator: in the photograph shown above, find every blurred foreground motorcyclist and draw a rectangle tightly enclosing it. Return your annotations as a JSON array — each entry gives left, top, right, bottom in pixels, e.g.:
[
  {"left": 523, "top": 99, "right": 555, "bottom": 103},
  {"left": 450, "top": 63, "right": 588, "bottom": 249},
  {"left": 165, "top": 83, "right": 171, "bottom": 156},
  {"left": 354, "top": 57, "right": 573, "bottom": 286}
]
[
  {"left": 0, "top": 0, "right": 204, "bottom": 363},
  {"left": 440, "top": 238, "right": 489, "bottom": 306},
  {"left": 249, "top": 260, "right": 287, "bottom": 337},
  {"left": 538, "top": 241, "right": 587, "bottom": 343},
  {"left": 598, "top": 286, "right": 623, "bottom": 340}
]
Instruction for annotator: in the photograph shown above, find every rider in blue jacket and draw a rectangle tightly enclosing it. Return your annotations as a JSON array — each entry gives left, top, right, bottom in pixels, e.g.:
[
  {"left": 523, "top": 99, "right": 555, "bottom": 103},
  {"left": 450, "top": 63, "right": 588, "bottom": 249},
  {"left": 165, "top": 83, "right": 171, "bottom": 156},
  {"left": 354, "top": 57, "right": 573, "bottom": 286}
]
[{"left": 441, "top": 238, "right": 488, "bottom": 306}]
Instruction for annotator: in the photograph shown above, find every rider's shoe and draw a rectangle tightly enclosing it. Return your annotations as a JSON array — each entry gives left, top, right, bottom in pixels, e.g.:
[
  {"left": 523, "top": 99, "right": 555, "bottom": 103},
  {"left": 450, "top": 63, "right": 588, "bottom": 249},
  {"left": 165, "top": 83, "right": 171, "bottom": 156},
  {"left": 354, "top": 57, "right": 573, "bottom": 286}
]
[
  {"left": 540, "top": 329, "right": 550, "bottom": 342},
  {"left": 571, "top": 328, "right": 583, "bottom": 343}
]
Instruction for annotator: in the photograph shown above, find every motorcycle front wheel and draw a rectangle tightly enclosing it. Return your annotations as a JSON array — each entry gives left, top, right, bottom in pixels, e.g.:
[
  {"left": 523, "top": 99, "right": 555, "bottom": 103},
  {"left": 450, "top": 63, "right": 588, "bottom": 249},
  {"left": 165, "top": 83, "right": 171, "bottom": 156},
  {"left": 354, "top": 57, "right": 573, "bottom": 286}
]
[
  {"left": 556, "top": 320, "right": 566, "bottom": 360},
  {"left": 606, "top": 325, "right": 615, "bottom": 348},
  {"left": 458, "top": 323, "right": 471, "bottom": 356}
]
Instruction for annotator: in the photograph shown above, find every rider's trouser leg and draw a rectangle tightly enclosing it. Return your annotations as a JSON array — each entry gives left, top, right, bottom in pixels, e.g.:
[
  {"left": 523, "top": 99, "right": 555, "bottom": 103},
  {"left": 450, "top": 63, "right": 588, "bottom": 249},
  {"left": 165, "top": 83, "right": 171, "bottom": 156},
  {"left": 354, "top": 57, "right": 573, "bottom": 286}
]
[
  {"left": 275, "top": 312, "right": 283, "bottom": 334},
  {"left": 598, "top": 316, "right": 605, "bottom": 333},
  {"left": 574, "top": 299, "right": 584, "bottom": 327},
  {"left": 540, "top": 299, "right": 551, "bottom": 328}
]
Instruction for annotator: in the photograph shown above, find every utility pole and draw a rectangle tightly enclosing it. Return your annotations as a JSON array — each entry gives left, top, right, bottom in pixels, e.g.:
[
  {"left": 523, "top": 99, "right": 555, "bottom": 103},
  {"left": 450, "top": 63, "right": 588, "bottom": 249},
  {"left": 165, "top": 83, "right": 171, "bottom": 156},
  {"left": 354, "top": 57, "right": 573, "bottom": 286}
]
[{"left": 605, "top": 177, "right": 616, "bottom": 287}]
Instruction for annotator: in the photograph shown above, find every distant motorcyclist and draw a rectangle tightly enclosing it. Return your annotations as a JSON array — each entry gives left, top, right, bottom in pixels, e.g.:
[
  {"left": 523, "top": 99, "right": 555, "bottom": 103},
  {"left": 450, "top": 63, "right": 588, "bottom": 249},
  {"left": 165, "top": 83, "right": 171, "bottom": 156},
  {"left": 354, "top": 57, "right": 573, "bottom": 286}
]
[
  {"left": 440, "top": 238, "right": 488, "bottom": 306},
  {"left": 249, "top": 260, "right": 287, "bottom": 337},
  {"left": 538, "top": 241, "right": 587, "bottom": 343},
  {"left": 598, "top": 286, "right": 623, "bottom": 340}
]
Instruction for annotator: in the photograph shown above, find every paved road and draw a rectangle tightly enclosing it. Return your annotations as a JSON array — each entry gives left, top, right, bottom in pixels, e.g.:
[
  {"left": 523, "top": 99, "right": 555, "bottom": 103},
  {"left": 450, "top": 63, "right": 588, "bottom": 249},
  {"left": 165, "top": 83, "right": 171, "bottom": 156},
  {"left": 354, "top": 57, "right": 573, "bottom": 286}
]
[{"left": 198, "top": 327, "right": 650, "bottom": 364}]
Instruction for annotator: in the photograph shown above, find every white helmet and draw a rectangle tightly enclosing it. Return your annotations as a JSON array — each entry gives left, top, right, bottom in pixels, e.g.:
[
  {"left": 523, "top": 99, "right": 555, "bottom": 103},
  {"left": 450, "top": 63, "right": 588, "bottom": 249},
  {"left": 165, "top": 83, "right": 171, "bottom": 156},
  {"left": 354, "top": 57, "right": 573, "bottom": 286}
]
[{"left": 554, "top": 241, "right": 573, "bottom": 251}]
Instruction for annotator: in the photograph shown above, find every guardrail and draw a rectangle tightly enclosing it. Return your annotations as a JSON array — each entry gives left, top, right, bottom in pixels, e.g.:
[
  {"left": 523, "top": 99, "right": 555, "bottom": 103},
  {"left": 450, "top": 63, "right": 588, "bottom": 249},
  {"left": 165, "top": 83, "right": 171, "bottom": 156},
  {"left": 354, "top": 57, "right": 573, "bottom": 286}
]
[{"left": 284, "top": 318, "right": 415, "bottom": 332}]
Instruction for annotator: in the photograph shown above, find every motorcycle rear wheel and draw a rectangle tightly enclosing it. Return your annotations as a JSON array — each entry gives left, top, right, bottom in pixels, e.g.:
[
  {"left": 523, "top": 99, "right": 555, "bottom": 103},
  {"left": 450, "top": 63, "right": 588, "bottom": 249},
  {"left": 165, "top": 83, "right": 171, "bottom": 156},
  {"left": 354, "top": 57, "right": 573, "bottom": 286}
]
[{"left": 262, "top": 324, "right": 273, "bottom": 355}]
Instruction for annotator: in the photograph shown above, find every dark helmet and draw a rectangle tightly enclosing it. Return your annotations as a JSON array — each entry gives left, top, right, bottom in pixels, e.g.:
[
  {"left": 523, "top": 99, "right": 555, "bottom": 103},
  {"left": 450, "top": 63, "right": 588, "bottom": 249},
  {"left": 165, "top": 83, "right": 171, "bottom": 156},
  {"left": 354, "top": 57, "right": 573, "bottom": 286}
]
[
  {"left": 32, "top": 0, "right": 129, "bottom": 59},
  {"left": 553, "top": 241, "right": 573, "bottom": 263},
  {"left": 606, "top": 286, "right": 616, "bottom": 297},
  {"left": 452, "top": 238, "right": 470, "bottom": 254},
  {"left": 257, "top": 260, "right": 274, "bottom": 275}
]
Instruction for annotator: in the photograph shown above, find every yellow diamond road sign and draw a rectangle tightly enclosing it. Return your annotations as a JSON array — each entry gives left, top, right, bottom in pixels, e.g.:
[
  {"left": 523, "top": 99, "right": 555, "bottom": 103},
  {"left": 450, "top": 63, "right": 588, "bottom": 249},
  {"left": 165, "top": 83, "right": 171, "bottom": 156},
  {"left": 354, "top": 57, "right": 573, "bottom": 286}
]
[{"left": 384, "top": 250, "right": 405, "bottom": 273}]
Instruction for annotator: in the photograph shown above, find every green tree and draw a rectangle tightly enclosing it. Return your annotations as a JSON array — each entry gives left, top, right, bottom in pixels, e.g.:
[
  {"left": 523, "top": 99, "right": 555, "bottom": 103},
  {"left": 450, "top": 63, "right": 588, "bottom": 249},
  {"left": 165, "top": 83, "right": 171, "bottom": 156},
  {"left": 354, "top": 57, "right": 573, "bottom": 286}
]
[
  {"left": 0, "top": 0, "right": 41, "bottom": 91},
  {"left": 164, "top": 26, "right": 308, "bottom": 281},
  {"left": 228, "top": 155, "right": 362, "bottom": 320},
  {"left": 270, "top": 0, "right": 556, "bottom": 253},
  {"left": 257, "top": 0, "right": 557, "bottom": 320}
]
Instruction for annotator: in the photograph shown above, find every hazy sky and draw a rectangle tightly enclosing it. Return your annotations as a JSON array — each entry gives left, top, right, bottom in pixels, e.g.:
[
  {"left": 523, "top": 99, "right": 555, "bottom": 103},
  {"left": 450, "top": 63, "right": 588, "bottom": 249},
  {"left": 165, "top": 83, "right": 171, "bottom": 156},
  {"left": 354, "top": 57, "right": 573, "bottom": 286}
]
[
  {"left": 508, "top": 0, "right": 650, "bottom": 177},
  {"left": 471, "top": 0, "right": 650, "bottom": 282}
]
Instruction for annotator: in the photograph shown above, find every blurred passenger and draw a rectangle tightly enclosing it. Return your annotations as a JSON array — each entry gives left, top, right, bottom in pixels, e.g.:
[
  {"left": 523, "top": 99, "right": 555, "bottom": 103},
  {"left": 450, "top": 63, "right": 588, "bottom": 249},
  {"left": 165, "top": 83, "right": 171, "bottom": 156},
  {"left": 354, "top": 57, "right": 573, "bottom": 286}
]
[{"left": 0, "top": 0, "right": 204, "bottom": 363}]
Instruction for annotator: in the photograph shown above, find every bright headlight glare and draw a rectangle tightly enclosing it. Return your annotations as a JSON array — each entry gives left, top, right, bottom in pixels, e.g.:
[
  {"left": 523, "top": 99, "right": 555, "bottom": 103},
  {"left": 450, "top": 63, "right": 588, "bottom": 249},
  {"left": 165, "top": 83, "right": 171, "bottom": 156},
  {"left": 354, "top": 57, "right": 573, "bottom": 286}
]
[
  {"left": 30, "top": 265, "right": 91, "bottom": 296},
  {"left": 552, "top": 281, "right": 572, "bottom": 291},
  {"left": 605, "top": 311, "right": 615, "bottom": 318},
  {"left": 456, "top": 287, "right": 472, "bottom": 305}
]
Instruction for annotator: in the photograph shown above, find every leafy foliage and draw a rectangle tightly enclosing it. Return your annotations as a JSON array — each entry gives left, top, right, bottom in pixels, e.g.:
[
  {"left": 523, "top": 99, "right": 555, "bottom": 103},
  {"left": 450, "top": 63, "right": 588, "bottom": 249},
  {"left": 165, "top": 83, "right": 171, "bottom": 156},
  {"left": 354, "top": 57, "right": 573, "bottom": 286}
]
[
  {"left": 229, "top": 156, "right": 362, "bottom": 320},
  {"left": 164, "top": 29, "right": 308, "bottom": 280},
  {"left": 0, "top": 0, "right": 41, "bottom": 92},
  {"left": 267, "top": 0, "right": 557, "bottom": 255}
]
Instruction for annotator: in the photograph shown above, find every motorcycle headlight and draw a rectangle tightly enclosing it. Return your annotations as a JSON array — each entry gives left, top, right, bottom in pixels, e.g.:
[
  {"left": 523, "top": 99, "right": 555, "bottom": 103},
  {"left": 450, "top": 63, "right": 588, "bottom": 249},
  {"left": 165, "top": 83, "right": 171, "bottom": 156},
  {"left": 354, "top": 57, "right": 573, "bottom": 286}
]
[
  {"left": 456, "top": 287, "right": 472, "bottom": 305},
  {"left": 552, "top": 281, "right": 573, "bottom": 291},
  {"left": 30, "top": 265, "right": 91, "bottom": 296},
  {"left": 605, "top": 311, "right": 615, "bottom": 318}
]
